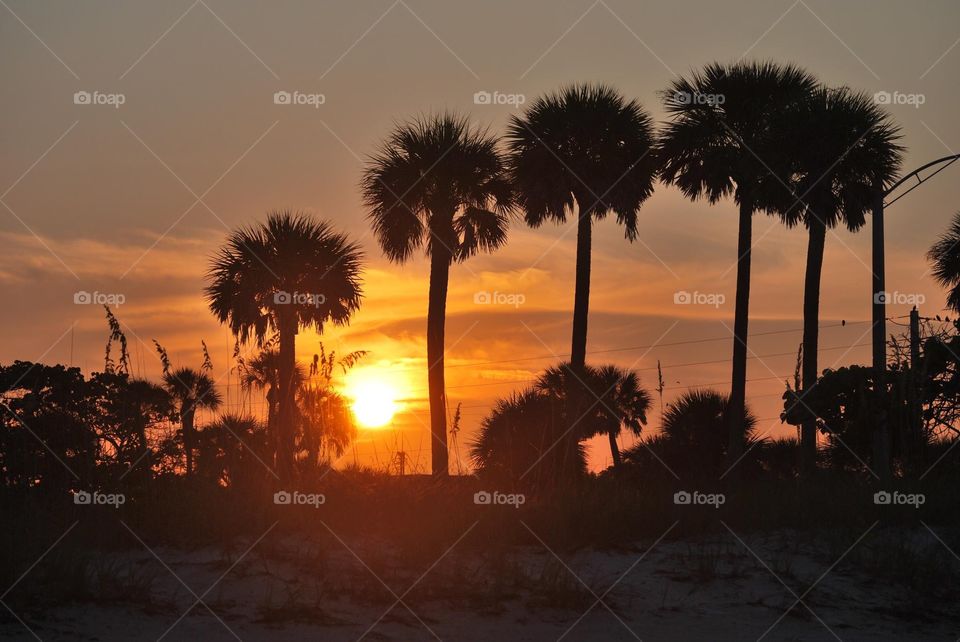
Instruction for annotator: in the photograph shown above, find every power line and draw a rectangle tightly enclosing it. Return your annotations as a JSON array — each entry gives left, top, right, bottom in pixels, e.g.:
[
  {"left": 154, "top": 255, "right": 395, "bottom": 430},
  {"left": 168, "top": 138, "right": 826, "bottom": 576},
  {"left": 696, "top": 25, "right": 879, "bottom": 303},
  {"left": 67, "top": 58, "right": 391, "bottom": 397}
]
[
  {"left": 447, "top": 339, "right": 870, "bottom": 391},
  {"left": 443, "top": 319, "right": 870, "bottom": 371}
]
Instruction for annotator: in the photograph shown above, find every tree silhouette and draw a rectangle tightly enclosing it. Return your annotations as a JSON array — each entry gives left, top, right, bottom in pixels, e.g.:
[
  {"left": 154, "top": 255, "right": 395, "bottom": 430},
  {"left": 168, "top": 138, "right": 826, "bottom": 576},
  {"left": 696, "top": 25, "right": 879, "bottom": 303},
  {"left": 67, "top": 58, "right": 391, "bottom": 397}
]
[
  {"left": 240, "top": 349, "right": 305, "bottom": 462},
  {"left": 535, "top": 363, "right": 650, "bottom": 468},
  {"left": 162, "top": 367, "right": 222, "bottom": 477},
  {"left": 658, "top": 62, "right": 818, "bottom": 467},
  {"left": 206, "top": 211, "right": 363, "bottom": 482},
  {"left": 361, "top": 113, "right": 513, "bottom": 476},
  {"left": 780, "top": 86, "right": 902, "bottom": 472},
  {"left": 507, "top": 84, "right": 656, "bottom": 372},
  {"left": 928, "top": 212, "right": 960, "bottom": 312}
]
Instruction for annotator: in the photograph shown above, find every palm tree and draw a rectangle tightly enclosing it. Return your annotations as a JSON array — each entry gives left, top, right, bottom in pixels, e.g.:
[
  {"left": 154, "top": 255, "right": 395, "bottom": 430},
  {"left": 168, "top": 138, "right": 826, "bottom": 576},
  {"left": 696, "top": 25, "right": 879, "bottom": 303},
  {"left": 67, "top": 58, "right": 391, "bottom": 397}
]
[
  {"left": 927, "top": 212, "right": 960, "bottom": 312},
  {"left": 239, "top": 349, "right": 305, "bottom": 459},
  {"left": 361, "top": 113, "right": 513, "bottom": 477},
  {"left": 658, "top": 62, "right": 818, "bottom": 466},
  {"left": 507, "top": 84, "right": 656, "bottom": 372},
  {"left": 206, "top": 211, "right": 363, "bottom": 481},
  {"left": 469, "top": 388, "right": 585, "bottom": 489},
  {"left": 535, "top": 363, "right": 650, "bottom": 468},
  {"left": 163, "top": 367, "right": 222, "bottom": 477},
  {"left": 780, "top": 87, "right": 902, "bottom": 472},
  {"left": 124, "top": 377, "right": 172, "bottom": 480},
  {"left": 625, "top": 389, "right": 758, "bottom": 478}
]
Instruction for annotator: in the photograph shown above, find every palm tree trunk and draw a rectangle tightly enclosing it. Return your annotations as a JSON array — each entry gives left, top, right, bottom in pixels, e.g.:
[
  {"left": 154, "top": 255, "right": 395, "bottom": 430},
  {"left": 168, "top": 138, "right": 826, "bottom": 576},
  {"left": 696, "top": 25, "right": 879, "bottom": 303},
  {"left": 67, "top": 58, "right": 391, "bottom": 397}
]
[
  {"left": 727, "top": 199, "right": 753, "bottom": 471},
  {"left": 570, "top": 208, "right": 593, "bottom": 370},
  {"left": 277, "top": 313, "right": 298, "bottom": 483},
  {"left": 427, "top": 247, "right": 451, "bottom": 477},
  {"left": 608, "top": 431, "right": 622, "bottom": 468},
  {"left": 801, "top": 215, "right": 827, "bottom": 474}
]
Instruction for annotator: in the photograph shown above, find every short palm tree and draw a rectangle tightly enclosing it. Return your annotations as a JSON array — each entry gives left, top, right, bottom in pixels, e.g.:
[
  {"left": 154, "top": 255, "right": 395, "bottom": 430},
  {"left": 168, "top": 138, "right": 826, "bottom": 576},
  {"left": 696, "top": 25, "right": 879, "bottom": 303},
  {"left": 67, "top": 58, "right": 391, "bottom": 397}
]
[
  {"left": 240, "top": 349, "right": 305, "bottom": 456},
  {"left": 206, "top": 211, "right": 363, "bottom": 481},
  {"left": 507, "top": 84, "right": 657, "bottom": 372},
  {"left": 361, "top": 113, "right": 513, "bottom": 477},
  {"left": 535, "top": 363, "right": 650, "bottom": 468},
  {"left": 928, "top": 212, "right": 960, "bottom": 312},
  {"left": 658, "top": 62, "right": 818, "bottom": 465},
  {"left": 626, "top": 389, "right": 758, "bottom": 478},
  {"left": 163, "top": 367, "right": 222, "bottom": 477},
  {"left": 780, "top": 87, "right": 902, "bottom": 472},
  {"left": 124, "top": 377, "right": 172, "bottom": 479},
  {"left": 469, "top": 388, "right": 585, "bottom": 489}
]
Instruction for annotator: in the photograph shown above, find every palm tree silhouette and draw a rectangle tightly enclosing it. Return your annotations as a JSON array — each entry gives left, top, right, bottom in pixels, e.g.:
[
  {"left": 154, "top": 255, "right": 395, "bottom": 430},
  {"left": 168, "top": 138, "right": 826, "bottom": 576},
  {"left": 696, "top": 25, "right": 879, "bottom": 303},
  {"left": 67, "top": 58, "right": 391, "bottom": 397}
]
[
  {"left": 781, "top": 86, "right": 902, "bottom": 472},
  {"left": 240, "top": 349, "right": 305, "bottom": 459},
  {"left": 507, "top": 84, "right": 656, "bottom": 373},
  {"left": 535, "top": 363, "right": 650, "bottom": 468},
  {"left": 206, "top": 211, "right": 363, "bottom": 481},
  {"left": 928, "top": 212, "right": 960, "bottom": 312},
  {"left": 124, "top": 377, "right": 172, "bottom": 481},
  {"left": 361, "top": 113, "right": 513, "bottom": 477},
  {"left": 163, "top": 367, "right": 222, "bottom": 477},
  {"left": 658, "top": 62, "right": 817, "bottom": 466}
]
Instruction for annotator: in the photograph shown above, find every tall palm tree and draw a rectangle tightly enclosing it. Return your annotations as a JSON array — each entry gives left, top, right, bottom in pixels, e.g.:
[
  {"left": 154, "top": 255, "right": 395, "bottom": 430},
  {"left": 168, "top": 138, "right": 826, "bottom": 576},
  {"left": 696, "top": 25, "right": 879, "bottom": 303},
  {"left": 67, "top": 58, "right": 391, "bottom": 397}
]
[
  {"left": 928, "top": 212, "right": 960, "bottom": 312},
  {"left": 507, "top": 84, "right": 657, "bottom": 372},
  {"left": 206, "top": 211, "right": 363, "bottom": 481},
  {"left": 780, "top": 87, "right": 902, "bottom": 472},
  {"left": 163, "top": 367, "right": 222, "bottom": 477},
  {"left": 361, "top": 113, "right": 513, "bottom": 477},
  {"left": 535, "top": 363, "right": 651, "bottom": 468},
  {"left": 658, "top": 62, "right": 818, "bottom": 466}
]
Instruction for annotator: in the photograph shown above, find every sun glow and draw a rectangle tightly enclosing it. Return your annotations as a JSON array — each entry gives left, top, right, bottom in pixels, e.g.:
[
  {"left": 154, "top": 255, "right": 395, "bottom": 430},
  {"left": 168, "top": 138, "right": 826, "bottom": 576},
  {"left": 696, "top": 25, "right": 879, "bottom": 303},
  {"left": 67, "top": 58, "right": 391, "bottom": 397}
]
[{"left": 349, "top": 379, "right": 400, "bottom": 428}]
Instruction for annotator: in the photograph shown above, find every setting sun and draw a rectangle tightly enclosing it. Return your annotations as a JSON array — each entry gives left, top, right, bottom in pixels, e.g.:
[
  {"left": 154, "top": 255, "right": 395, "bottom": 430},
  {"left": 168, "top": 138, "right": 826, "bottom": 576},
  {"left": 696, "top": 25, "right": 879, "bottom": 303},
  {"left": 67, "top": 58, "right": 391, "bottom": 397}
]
[{"left": 350, "top": 380, "right": 399, "bottom": 428}]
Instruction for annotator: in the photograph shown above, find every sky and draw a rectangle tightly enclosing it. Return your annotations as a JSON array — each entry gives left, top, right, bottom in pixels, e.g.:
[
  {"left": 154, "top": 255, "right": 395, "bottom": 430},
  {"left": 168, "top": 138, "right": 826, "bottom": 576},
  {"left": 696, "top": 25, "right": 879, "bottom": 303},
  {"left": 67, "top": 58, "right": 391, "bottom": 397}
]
[{"left": 1, "top": 0, "right": 958, "bottom": 473}]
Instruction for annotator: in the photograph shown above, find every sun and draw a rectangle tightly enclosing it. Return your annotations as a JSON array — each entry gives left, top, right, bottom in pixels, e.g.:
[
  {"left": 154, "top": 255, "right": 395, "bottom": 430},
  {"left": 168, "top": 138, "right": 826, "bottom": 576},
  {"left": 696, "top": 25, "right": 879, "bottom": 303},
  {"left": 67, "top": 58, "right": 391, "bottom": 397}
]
[{"left": 350, "top": 380, "right": 399, "bottom": 428}]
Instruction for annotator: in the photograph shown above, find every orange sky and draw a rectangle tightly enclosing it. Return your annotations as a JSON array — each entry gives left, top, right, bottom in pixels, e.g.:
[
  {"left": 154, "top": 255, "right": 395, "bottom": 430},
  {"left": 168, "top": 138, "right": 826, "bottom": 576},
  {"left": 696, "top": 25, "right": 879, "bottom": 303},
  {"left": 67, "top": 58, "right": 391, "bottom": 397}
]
[{"left": 1, "top": 0, "right": 958, "bottom": 472}]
